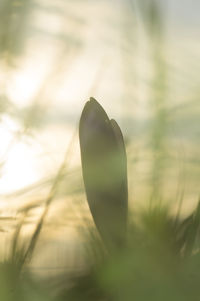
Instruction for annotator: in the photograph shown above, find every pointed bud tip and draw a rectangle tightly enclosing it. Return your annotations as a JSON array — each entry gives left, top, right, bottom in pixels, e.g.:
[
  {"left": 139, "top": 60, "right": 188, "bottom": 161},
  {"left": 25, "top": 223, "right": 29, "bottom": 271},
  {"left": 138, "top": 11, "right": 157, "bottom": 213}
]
[
  {"left": 89, "top": 97, "right": 97, "bottom": 103},
  {"left": 82, "top": 97, "right": 98, "bottom": 112},
  {"left": 88, "top": 97, "right": 101, "bottom": 110},
  {"left": 81, "top": 97, "right": 109, "bottom": 120}
]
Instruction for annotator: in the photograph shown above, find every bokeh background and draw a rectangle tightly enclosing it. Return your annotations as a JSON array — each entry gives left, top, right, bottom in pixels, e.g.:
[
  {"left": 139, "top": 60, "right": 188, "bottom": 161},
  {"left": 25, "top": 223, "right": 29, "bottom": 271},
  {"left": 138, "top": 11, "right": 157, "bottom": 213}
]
[{"left": 0, "top": 0, "right": 199, "bottom": 279}]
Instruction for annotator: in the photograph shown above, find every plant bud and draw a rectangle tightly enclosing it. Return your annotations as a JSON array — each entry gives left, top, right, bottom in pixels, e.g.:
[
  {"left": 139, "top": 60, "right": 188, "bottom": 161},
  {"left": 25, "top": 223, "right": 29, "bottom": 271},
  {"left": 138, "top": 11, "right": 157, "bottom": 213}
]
[{"left": 79, "top": 98, "right": 128, "bottom": 251}]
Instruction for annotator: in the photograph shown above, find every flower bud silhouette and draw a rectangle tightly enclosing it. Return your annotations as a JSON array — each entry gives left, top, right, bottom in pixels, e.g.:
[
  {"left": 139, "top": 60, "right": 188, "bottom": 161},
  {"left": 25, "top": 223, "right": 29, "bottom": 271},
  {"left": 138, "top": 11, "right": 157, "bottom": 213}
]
[{"left": 79, "top": 98, "right": 128, "bottom": 251}]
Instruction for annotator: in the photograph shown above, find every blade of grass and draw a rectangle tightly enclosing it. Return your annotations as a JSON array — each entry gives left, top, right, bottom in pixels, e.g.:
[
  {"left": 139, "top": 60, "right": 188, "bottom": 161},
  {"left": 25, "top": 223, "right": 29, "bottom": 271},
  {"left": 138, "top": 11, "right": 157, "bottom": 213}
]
[{"left": 21, "top": 128, "right": 78, "bottom": 266}]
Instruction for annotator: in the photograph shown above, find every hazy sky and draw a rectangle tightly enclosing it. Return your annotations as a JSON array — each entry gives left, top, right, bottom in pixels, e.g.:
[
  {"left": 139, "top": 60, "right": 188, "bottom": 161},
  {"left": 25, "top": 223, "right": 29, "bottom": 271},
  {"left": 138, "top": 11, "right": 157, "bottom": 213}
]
[
  {"left": 125, "top": 0, "right": 200, "bottom": 29},
  {"left": 166, "top": 0, "right": 200, "bottom": 27}
]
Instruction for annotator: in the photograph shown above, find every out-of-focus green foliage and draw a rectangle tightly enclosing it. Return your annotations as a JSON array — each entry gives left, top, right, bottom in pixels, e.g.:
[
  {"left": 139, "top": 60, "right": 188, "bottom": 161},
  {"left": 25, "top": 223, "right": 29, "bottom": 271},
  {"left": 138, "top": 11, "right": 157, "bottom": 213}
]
[
  {"left": 2, "top": 203, "right": 200, "bottom": 300},
  {"left": 0, "top": 0, "right": 31, "bottom": 62}
]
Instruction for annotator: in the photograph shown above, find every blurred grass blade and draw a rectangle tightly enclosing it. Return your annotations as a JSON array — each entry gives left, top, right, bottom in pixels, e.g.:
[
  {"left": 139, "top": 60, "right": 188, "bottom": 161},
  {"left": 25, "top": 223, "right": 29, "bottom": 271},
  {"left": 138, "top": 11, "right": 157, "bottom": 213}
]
[
  {"left": 79, "top": 97, "right": 128, "bottom": 251},
  {"left": 183, "top": 200, "right": 200, "bottom": 257}
]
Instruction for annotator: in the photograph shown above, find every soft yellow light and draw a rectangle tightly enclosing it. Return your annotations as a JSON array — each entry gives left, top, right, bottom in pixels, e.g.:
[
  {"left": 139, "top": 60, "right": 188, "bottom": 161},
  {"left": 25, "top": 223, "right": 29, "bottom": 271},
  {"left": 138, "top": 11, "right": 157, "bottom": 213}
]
[{"left": 0, "top": 114, "right": 41, "bottom": 195}]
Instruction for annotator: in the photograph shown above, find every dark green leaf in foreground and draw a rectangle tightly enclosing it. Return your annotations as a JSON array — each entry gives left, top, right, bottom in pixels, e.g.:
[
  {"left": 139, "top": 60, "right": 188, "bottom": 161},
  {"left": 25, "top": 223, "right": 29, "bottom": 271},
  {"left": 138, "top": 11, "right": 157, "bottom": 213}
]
[{"left": 79, "top": 97, "right": 128, "bottom": 251}]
